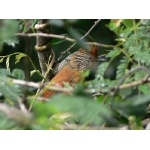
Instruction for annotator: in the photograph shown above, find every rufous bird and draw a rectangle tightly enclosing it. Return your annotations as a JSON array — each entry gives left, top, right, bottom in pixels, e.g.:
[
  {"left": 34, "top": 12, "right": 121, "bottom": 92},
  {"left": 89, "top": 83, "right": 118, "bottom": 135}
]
[{"left": 41, "top": 45, "right": 99, "bottom": 98}]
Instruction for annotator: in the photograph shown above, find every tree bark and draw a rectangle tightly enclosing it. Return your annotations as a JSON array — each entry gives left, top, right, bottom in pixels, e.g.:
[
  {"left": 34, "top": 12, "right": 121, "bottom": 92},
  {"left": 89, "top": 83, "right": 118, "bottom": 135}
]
[{"left": 35, "top": 19, "right": 55, "bottom": 81}]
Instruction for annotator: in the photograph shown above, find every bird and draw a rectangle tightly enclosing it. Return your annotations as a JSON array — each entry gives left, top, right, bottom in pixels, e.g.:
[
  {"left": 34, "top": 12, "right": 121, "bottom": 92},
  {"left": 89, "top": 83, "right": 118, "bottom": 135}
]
[{"left": 40, "top": 45, "right": 98, "bottom": 98}]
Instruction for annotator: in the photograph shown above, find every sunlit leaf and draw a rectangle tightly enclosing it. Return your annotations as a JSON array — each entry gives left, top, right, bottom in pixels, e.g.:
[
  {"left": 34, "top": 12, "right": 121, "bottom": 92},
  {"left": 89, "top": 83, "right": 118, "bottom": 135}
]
[
  {"left": 30, "top": 70, "right": 41, "bottom": 77},
  {"left": 123, "top": 19, "right": 134, "bottom": 28},
  {"left": 15, "top": 53, "right": 27, "bottom": 64}
]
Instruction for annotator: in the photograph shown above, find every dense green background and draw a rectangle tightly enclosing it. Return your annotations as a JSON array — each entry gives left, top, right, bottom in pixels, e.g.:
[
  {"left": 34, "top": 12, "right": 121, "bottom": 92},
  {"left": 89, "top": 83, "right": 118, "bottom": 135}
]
[{"left": 0, "top": 19, "right": 150, "bottom": 130}]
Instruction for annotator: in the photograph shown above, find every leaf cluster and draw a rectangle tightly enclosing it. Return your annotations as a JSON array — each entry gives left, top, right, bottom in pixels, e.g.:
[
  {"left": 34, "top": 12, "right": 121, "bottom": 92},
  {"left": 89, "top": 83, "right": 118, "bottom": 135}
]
[{"left": 0, "top": 19, "right": 150, "bottom": 129}]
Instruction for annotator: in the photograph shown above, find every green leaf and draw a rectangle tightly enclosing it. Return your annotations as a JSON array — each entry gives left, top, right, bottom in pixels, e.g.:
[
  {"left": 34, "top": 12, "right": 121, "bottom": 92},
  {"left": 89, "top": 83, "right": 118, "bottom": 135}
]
[
  {"left": 0, "top": 68, "right": 11, "bottom": 76},
  {"left": 134, "top": 51, "right": 150, "bottom": 66},
  {"left": 123, "top": 19, "right": 134, "bottom": 28},
  {"left": 113, "top": 93, "right": 150, "bottom": 118},
  {"left": 33, "top": 95, "right": 114, "bottom": 126},
  {"left": 0, "top": 20, "right": 19, "bottom": 51},
  {"left": 48, "top": 112, "right": 72, "bottom": 129},
  {"left": 0, "top": 57, "right": 4, "bottom": 63},
  {"left": 130, "top": 94, "right": 150, "bottom": 106},
  {"left": 116, "top": 57, "right": 130, "bottom": 79},
  {"left": 12, "top": 69, "right": 25, "bottom": 80},
  {"left": 0, "top": 75, "right": 22, "bottom": 102},
  {"left": 96, "top": 62, "right": 109, "bottom": 79},
  {"left": 140, "top": 19, "right": 150, "bottom": 26},
  {"left": 30, "top": 70, "right": 41, "bottom": 77},
  {"left": 49, "top": 19, "right": 64, "bottom": 27},
  {"left": 0, "top": 113, "right": 18, "bottom": 129},
  {"left": 106, "top": 48, "right": 121, "bottom": 58},
  {"left": 138, "top": 84, "right": 150, "bottom": 94},
  {"left": 15, "top": 53, "right": 27, "bottom": 64},
  {"left": 128, "top": 116, "right": 143, "bottom": 130}
]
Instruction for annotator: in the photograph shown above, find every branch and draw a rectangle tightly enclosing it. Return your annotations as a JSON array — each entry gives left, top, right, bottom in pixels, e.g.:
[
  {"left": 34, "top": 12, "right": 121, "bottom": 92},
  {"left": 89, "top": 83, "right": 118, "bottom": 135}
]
[
  {"left": 92, "top": 68, "right": 150, "bottom": 97},
  {"left": 15, "top": 32, "right": 75, "bottom": 42},
  {"left": 116, "top": 75, "right": 150, "bottom": 90},
  {"left": 87, "top": 42, "right": 115, "bottom": 48},
  {"left": 15, "top": 33, "right": 115, "bottom": 48},
  {"left": 110, "top": 66, "right": 150, "bottom": 104},
  {"left": 12, "top": 79, "right": 40, "bottom": 88},
  {"left": 12, "top": 72, "right": 150, "bottom": 97},
  {"left": 11, "top": 79, "right": 73, "bottom": 94}
]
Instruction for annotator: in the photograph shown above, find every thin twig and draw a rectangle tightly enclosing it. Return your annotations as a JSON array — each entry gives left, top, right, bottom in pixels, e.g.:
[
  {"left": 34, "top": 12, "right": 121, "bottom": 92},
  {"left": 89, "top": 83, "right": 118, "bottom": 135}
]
[
  {"left": 57, "top": 19, "right": 101, "bottom": 61},
  {"left": 81, "top": 20, "right": 101, "bottom": 39},
  {"left": 35, "top": 51, "right": 55, "bottom": 96},
  {"left": 43, "top": 50, "right": 55, "bottom": 80}
]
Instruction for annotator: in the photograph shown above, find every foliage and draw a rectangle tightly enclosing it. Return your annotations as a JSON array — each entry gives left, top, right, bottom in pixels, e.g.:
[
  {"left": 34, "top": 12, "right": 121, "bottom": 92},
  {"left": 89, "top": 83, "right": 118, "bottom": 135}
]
[
  {"left": 0, "top": 20, "right": 19, "bottom": 50},
  {"left": 0, "top": 19, "right": 150, "bottom": 130}
]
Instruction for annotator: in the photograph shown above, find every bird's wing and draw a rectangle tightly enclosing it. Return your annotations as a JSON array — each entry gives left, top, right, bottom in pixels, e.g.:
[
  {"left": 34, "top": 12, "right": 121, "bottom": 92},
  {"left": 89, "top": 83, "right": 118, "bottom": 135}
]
[{"left": 41, "top": 65, "right": 81, "bottom": 98}]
